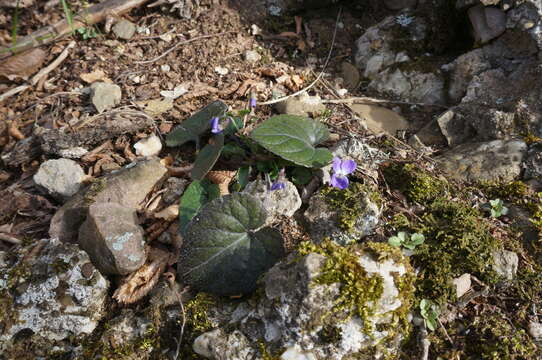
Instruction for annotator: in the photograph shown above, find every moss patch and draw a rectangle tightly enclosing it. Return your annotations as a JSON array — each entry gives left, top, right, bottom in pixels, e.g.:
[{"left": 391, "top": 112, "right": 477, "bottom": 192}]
[
  {"left": 320, "top": 182, "right": 383, "bottom": 234},
  {"left": 383, "top": 163, "right": 447, "bottom": 205}
]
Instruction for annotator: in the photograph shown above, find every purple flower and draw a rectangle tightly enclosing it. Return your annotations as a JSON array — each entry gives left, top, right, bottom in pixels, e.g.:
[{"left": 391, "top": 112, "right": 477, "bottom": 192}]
[
  {"left": 249, "top": 97, "right": 257, "bottom": 109},
  {"left": 330, "top": 157, "right": 356, "bottom": 190},
  {"left": 270, "top": 181, "right": 285, "bottom": 191},
  {"left": 210, "top": 117, "right": 222, "bottom": 134}
]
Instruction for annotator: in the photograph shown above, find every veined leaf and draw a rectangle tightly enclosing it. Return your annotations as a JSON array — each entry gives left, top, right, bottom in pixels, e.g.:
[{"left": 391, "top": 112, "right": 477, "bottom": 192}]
[
  {"left": 178, "top": 180, "right": 220, "bottom": 234},
  {"left": 178, "top": 193, "right": 284, "bottom": 295},
  {"left": 250, "top": 115, "right": 332, "bottom": 168},
  {"left": 166, "top": 100, "right": 228, "bottom": 147}
]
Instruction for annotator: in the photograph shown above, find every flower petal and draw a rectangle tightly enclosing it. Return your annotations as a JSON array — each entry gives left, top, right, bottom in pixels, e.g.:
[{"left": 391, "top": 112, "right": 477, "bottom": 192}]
[
  {"left": 210, "top": 117, "right": 221, "bottom": 134},
  {"left": 270, "top": 181, "right": 285, "bottom": 191},
  {"left": 340, "top": 159, "right": 357, "bottom": 175},
  {"left": 331, "top": 174, "right": 349, "bottom": 190},
  {"left": 249, "top": 97, "right": 257, "bottom": 109},
  {"left": 332, "top": 157, "right": 342, "bottom": 173}
]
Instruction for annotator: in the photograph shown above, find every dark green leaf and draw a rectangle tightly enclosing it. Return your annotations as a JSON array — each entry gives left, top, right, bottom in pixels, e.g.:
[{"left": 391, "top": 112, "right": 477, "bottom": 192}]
[
  {"left": 223, "top": 116, "right": 244, "bottom": 136},
  {"left": 250, "top": 115, "right": 333, "bottom": 168},
  {"left": 221, "top": 143, "right": 246, "bottom": 158},
  {"left": 191, "top": 134, "right": 224, "bottom": 180},
  {"left": 178, "top": 180, "right": 220, "bottom": 234},
  {"left": 166, "top": 100, "right": 228, "bottom": 147},
  {"left": 237, "top": 166, "right": 250, "bottom": 189},
  {"left": 178, "top": 193, "right": 284, "bottom": 295}
]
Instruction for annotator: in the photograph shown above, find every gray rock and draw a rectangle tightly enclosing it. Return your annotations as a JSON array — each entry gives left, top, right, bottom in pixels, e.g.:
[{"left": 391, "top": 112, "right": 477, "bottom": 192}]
[
  {"left": 492, "top": 249, "right": 519, "bottom": 280},
  {"left": 436, "top": 139, "right": 527, "bottom": 182},
  {"left": 341, "top": 61, "right": 360, "bottom": 89},
  {"left": 243, "top": 179, "right": 302, "bottom": 224},
  {"left": 112, "top": 19, "right": 136, "bottom": 40},
  {"left": 193, "top": 329, "right": 256, "bottom": 359},
  {"left": 79, "top": 202, "right": 146, "bottom": 275},
  {"left": 274, "top": 93, "right": 326, "bottom": 117},
  {"left": 33, "top": 158, "right": 86, "bottom": 201},
  {"left": 442, "top": 49, "right": 491, "bottom": 103},
  {"left": 304, "top": 187, "right": 382, "bottom": 245},
  {"left": 91, "top": 82, "right": 122, "bottom": 113},
  {"left": 0, "top": 238, "right": 109, "bottom": 357},
  {"left": 452, "top": 273, "right": 471, "bottom": 298},
  {"left": 354, "top": 15, "right": 421, "bottom": 79},
  {"left": 194, "top": 247, "right": 414, "bottom": 359},
  {"left": 369, "top": 67, "right": 446, "bottom": 105},
  {"left": 523, "top": 146, "right": 542, "bottom": 180},
  {"left": 468, "top": 5, "right": 506, "bottom": 44},
  {"left": 351, "top": 103, "right": 409, "bottom": 136},
  {"left": 163, "top": 176, "right": 189, "bottom": 204},
  {"left": 50, "top": 158, "right": 167, "bottom": 243},
  {"left": 99, "top": 309, "right": 154, "bottom": 351},
  {"left": 384, "top": 0, "right": 417, "bottom": 10},
  {"left": 528, "top": 321, "right": 542, "bottom": 344},
  {"left": 244, "top": 50, "right": 261, "bottom": 63},
  {"left": 58, "top": 146, "right": 89, "bottom": 159}
]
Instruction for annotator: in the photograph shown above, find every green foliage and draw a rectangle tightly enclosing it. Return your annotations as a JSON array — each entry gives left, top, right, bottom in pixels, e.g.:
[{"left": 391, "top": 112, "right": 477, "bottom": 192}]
[
  {"left": 236, "top": 166, "right": 250, "bottom": 190},
  {"left": 412, "top": 199, "right": 499, "bottom": 304},
  {"left": 383, "top": 163, "right": 447, "bottom": 205},
  {"left": 388, "top": 232, "right": 425, "bottom": 250},
  {"left": 250, "top": 115, "right": 332, "bottom": 168},
  {"left": 166, "top": 100, "right": 228, "bottom": 147},
  {"left": 178, "top": 180, "right": 220, "bottom": 234},
  {"left": 76, "top": 26, "right": 98, "bottom": 40},
  {"left": 479, "top": 180, "right": 528, "bottom": 201},
  {"left": 488, "top": 199, "right": 508, "bottom": 218},
  {"left": 10, "top": 0, "right": 20, "bottom": 47},
  {"left": 179, "top": 193, "right": 284, "bottom": 295},
  {"left": 60, "top": 0, "right": 75, "bottom": 33},
  {"left": 191, "top": 134, "right": 224, "bottom": 180},
  {"left": 289, "top": 166, "right": 313, "bottom": 185},
  {"left": 419, "top": 299, "right": 439, "bottom": 331}
]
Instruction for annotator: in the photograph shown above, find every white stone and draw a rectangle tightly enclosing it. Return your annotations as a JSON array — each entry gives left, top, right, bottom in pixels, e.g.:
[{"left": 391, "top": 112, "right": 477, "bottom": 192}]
[
  {"left": 34, "top": 158, "right": 85, "bottom": 201},
  {"left": 452, "top": 273, "right": 471, "bottom": 298},
  {"left": 134, "top": 133, "right": 162, "bottom": 157}
]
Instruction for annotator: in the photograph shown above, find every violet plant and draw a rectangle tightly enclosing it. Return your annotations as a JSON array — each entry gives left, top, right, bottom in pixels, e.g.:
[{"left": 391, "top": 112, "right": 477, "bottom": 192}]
[{"left": 166, "top": 98, "right": 357, "bottom": 295}]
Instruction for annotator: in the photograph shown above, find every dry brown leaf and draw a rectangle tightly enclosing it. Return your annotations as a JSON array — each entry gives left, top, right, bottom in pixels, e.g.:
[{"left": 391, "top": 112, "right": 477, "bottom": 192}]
[
  {"left": 207, "top": 170, "right": 236, "bottom": 195},
  {"left": 80, "top": 69, "right": 112, "bottom": 84},
  {"left": 0, "top": 48, "right": 46, "bottom": 82}
]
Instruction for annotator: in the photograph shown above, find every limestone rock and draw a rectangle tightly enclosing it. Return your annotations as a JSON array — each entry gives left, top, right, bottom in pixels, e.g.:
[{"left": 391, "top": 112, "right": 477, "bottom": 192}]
[
  {"left": 243, "top": 179, "right": 302, "bottom": 224},
  {"left": 112, "top": 19, "right": 136, "bottom": 40},
  {"left": 452, "top": 273, "right": 471, "bottom": 298},
  {"left": 0, "top": 238, "right": 109, "bottom": 357},
  {"left": 193, "top": 246, "right": 414, "bottom": 360},
  {"left": 442, "top": 49, "right": 491, "bottom": 103},
  {"left": 91, "top": 82, "right": 122, "bottom": 113},
  {"left": 492, "top": 249, "right": 519, "bottom": 281},
  {"left": 244, "top": 50, "right": 261, "bottom": 63},
  {"left": 49, "top": 158, "right": 167, "bottom": 243},
  {"left": 468, "top": 5, "right": 506, "bottom": 44},
  {"left": 78, "top": 202, "right": 146, "bottom": 275},
  {"left": 351, "top": 104, "right": 409, "bottom": 136},
  {"left": 436, "top": 139, "right": 527, "bottom": 182},
  {"left": 274, "top": 93, "right": 326, "bottom": 117},
  {"left": 33, "top": 158, "right": 86, "bottom": 201},
  {"left": 133, "top": 133, "right": 162, "bottom": 157},
  {"left": 304, "top": 186, "right": 382, "bottom": 245},
  {"left": 99, "top": 309, "right": 154, "bottom": 352}
]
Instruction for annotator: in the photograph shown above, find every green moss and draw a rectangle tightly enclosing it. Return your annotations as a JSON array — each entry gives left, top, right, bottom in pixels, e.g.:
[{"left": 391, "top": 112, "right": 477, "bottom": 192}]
[
  {"left": 411, "top": 199, "right": 499, "bottom": 304},
  {"left": 465, "top": 313, "right": 538, "bottom": 359},
  {"left": 52, "top": 259, "right": 71, "bottom": 274},
  {"left": 321, "top": 182, "right": 383, "bottom": 233},
  {"left": 383, "top": 163, "right": 447, "bottom": 205},
  {"left": 298, "top": 240, "right": 414, "bottom": 346},
  {"left": 185, "top": 293, "right": 216, "bottom": 333},
  {"left": 479, "top": 180, "right": 529, "bottom": 201},
  {"left": 259, "top": 341, "right": 281, "bottom": 360}
]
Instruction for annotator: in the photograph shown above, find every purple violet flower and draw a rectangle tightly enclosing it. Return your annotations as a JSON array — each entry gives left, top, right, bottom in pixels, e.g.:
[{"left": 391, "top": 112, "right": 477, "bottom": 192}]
[
  {"left": 330, "top": 157, "right": 356, "bottom": 190},
  {"left": 249, "top": 97, "right": 257, "bottom": 109},
  {"left": 210, "top": 117, "right": 222, "bottom": 134},
  {"left": 270, "top": 181, "right": 285, "bottom": 191}
]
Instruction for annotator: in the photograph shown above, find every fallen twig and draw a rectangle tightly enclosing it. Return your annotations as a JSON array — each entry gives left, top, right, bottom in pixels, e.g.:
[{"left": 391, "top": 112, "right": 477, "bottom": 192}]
[
  {"left": 0, "top": 41, "right": 76, "bottom": 103},
  {"left": 0, "top": 232, "right": 22, "bottom": 245},
  {"left": 321, "top": 96, "right": 448, "bottom": 109},
  {"left": 135, "top": 31, "right": 235, "bottom": 65},
  {"left": 259, "top": 8, "right": 342, "bottom": 106}
]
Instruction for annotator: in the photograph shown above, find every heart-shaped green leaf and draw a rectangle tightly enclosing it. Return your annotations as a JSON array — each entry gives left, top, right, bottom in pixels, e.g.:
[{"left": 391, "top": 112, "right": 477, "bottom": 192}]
[
  {"left": 166, "top": 100, "right": 228, "bottom": 147},
  {"left": 250, "top": 115, "right": 333, "bottom": 168},
  {"left": 178, "top": 193, "right": 284, "bottom": 295},
  {"left": 191, "top": 134, "right": 224, "bottom": 180},
  {"left": 178, "top": 180, "right": 220, "bottom": 234}
]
